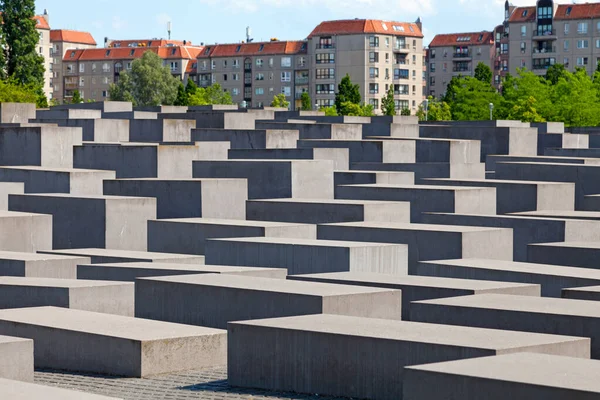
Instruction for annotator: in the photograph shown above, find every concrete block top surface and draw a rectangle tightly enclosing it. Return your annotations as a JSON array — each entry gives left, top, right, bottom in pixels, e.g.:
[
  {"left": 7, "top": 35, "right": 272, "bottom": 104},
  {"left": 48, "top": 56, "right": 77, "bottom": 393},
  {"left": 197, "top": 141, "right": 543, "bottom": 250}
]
[
  {"left": 140, "top": 274, "right": 395, "bottom": 296},
  {"left": 0, "top": 378, "right": 122, "bottom": 400},
  {"left": 0, "top": 211, "right": 49, "bottom": 218},
  {"left": 516, "top": 210, "right": 600, "bottom": 219},
  {"left": 211, "top": 236, "right": 404, "bottom": 248},
  {"left": 415, "top": 293, "right": 600, "bottom": 318},
  {"left": 81, "top": 262, "right": 281, "bottom": 274},
  {"left": 157, "top": 217, "right": 315, "bottom": 229},
  {"left": 292, "top": 272, "right": 540, "bottom": 292},
  {"left": 429, "top": 178, "right": 574, "bottom": 186},
  {"left": 0, "top": 166, "right": 114, "bottom": 174},
  {"left": 422, "top": 259, "right": 600, "bottom": 279},
  {"left": 0, "top": 276, "right": 133, "bottom": 289},
  {"left": 11, "top": 193, "right": 151, "bottom": 201},
  {"left": 340, "top": 184, "right": 493, "bottom": 192},
  {"left": 0, "top": 307, "right": 224, "bottom": 340},
  {"left": 0, "top": 335, "right": 31, "bottom": 345},
  {"left": 107, "top": 178, "right": 243, "bottom": 183},
  {"left": 564, "top": 285, "right": 600, "bottom": 294},
  {"left": 0, "top": 251, "right": 87, "bottom": 262},
  {"left": 230, "top": 314, "right": 585, "bottom": 348},
  {"left": 40, "top": 248, "right": 200, "bottom": 261},
  {"left": 531, "top": 241, "right": 600, "bottom": 250},
  {"left": 248, "top": 198, "right": 410, "bottom": 206},
  {"left": 405, "top": 353, "right": 600, "bottom": 392},
  {"left": 320, "top": 221, "right": 508, "bottom": 233}
]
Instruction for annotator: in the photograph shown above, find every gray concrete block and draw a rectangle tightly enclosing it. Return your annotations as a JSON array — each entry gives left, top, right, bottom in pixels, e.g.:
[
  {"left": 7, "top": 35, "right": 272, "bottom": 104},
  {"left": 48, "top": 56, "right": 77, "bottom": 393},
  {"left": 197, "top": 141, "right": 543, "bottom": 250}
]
[
  {"left": 0, "top": 336, "right": 33, "bottom": 382},
  {"left": 289, "top": 272, "right": 539, "bottom": 319},
  {"left": 562, "top": 285, "right": 600, "bottom": 302},
  {"left": 350, "top": 162, "right": 486, "bottom": 182},
  {"left": 78, "top": 262, "right": 286, "bottom": 281},
  {"left": 0, "top": 277, "right": 134, "bottom": 316},
  {"left": 416, "top": 259, "right": 600, "bottom": 298},
  {"left": 528, "top": 241, "right": 600, "bottom": 269},
  {"left": 29, "top": 117, "right": 129, "bottom": 142},
  {"left": 336, "top": 184, "right": 496, "bottom": 222},
  {"left": 196, "top": 141, "right": 230, "bottom": 160},
  {"left": 364, "top": 137, "right": 482, "bottom": 164},
  {"left": 228, "top": 314, "right": 589, "bottom": 400},
  {"left": 0, "top": 211, "right": 52, "bottom": 252},
  {"left": 0, "top": 126, "right": 82, "bottom": 168},
  {"left": 0, "top": 378, "right": 123, "bottom": 399},
  {"left": 334, "top": 170, "right": 414, "bottom": 186},
  {"left": 485, "top": 154, "right": 600, "bottom": 171},
  {"left": 516, "top": 209, "right": 600, "bottom": 220},
  {"left": 193, "top": 159, "right": 334, "bottom": 199},
  {"left": 0, "top": 182, "right": 23, "bottom": 210},
  {"left": 0, "top": 166, "right": 115, "bottom": 195},
  {"left": 54, "top": 101, "right": 133, "bottom": 113},
  {"left": 317, "top": 222, "right": 512, "bottom": 271},
  {"left": 205, "top": 237, "right": 408, "bottom": 275},
  {"left": 298, "top": 139, "right": 416, "bottom": 164},
  {"left": 0, "top": 307, "right": 226, "bottom": 377},
  {"left": 103, "top": 178, "right": 247, "bottom": 219},
  {"left": 256, "top": 121, "right": 362, "bottom": 140},
  {"left": 0, "top": 251, "right": 89, "bottom": 279},
  {"left": 410, "top": 293, "right": 600, "bottom": 358},
  {"left": 192, "top": 128, "right": 299, "bottom": 149},
  {"left": 136, "top": 274, "right": 402, "bottom": 328},
  {"left": 424, "top": 178, "right": 575, "bottom": 214},
  {"left": 147, "top": 218, "right": 316, "bottom": 255},
  {"left": 229, "top": 148, "right": 350, "bottom": 170},
  {"left": 9, "top": 194, "right": 155, "bottom": 251},
  {"left": 247, "top": 198, "right": 410, "bottom": 224},
  {"left": 39, "top": 248, "right": 205, "bottom": 264},
  {"left": 129, "top": 119, "right": 196, "bottom": 142},
  {"left": 403, "top": 353, "right": 600, "bottom": 400},
  {"left": 0, "top": 103, "right": 36, "bottom": 124}
]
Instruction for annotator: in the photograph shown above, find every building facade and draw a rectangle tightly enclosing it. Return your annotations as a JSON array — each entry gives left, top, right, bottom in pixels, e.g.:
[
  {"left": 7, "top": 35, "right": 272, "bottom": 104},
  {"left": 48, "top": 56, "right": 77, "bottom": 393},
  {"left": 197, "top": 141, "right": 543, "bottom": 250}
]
[
  {"left": 194, "top": 41, "right": 308, "bottom": 110},
  {"left": 34, "top": 12, "right": 52, "bottom": 99},
  {"left": 427, "top": 31, "right": 495, "bottom": 98},
  {"left": 306, "top": 19, "right": 424, "bottom": 114}
]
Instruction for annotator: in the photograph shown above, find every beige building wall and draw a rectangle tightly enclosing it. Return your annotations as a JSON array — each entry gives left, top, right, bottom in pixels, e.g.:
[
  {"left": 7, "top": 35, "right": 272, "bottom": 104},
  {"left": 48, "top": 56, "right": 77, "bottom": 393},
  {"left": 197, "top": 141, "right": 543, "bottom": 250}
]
[
  {"left": 52, "top": 42, "right": 97, "bottom": 103},
  {"left": 37, "top": 28, "right": 52, "bottom": 100}
]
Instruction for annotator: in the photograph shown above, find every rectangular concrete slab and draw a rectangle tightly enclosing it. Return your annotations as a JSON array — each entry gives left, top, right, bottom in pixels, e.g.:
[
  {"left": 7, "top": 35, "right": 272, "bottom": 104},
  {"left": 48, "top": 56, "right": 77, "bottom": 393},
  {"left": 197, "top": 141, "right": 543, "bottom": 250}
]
[
  {"left": 205, "top": 237, "right": 408, "bottom": 275},
  {"left": 228, "top": 314, "right": 589, "bottom": 400},
  {"left": 289, "top": 272, "right": 540, "bottom": 319},
  {"left": 148, "top": 218, "right": 316, "bottom": 255},
  {"left": 0, "top": 307, "right": 226, "bottom": 377},
  {"left": 39, "top": 248, "right": 205, "bottom": 264},
  {"left": 417, "top": 258, "right": 600, "bottom": 298},
  {"left": 528, "top": 241, "right": 600, "bottom": 269},
  {"left": 403, "top": 353, "right": 600, "bottom": 400},
  {"left": 0, "top": 211, "right": 52, "bottom": 252},
  {"left": 0, "top": 277, "right": 134, "bottom": 316},
  {"left": 0, "top": 251, "right": 89, "bottom": 279},
  {"left": 0, "top": 378, "right": 121, "bottom": 399},
  {"left": 0, "top": 182, "right": 23, "bottom": 210},
  {"left": 562, "top": 285, "right": 600, "bottom": 302},
  {"left": 78, "top": 262, "right": 286, "bottom": 281},
  {"left": 411, "top": 293, "right": 600, "bottom": 358},
  {"left": 0, "top": 336, "right": 33, "bottom": 382},
  {"left": 136, "top": 274, "right": 402, "bottom": 328}
]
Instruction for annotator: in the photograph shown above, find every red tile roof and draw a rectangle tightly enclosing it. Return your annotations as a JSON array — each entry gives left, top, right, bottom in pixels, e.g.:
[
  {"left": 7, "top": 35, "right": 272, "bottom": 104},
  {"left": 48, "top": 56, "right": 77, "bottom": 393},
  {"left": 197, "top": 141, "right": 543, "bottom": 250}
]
[
  {"left": 308, "top": 19, "right": 423, "bottom": 38},
  {"left": 64, "top": 46, "right": 204, "bottom": 62},
  {"left": 197, "top": 40, "right": 307, "bottom": 58},
  {"left": 50, "top": 30, "right": 96, "bottom": 45},
  {"left": 508, "top": 6, "right": 536, "bottom": 23},
  {"left": 429, "top": 31, "right": 494, "bottom": 47},
  {"left": 555, "top": 3, "right": 600, "bottom": 20},
  {"left": 33, "top": 15, "right": 50, "bottom": 30},
  {"left": 108, "top": 39, "right": 197, "bottom": 48}
]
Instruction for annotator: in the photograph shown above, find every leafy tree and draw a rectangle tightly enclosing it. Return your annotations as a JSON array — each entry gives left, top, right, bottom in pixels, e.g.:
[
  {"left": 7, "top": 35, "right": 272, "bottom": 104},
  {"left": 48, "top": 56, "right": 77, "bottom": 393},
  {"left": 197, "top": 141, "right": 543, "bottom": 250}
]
[
  {"left": 71, "top": 90, "right": 82, "bottom": 104},
  {"left": 416, "top": 96, "right": 452, "bottom": 121},
  {"left": 474, "top": 62, "right": 493, "bottom": 84},
  {"left": 381, "top": 86, "right": 395, "bottom": 116},
  {"left": 340, "top": 101, "right": 374, "bottom": 116},
  {"left": 300, "top": 92, "right": 312, "bottom": 111},
  {"left": 545, "top": 64, "right": 568, "bottom": 85},
  {"left": 321, "top": 106, "right": 338, "bottom": 116},
  {"left": 551, "top": 68, "right": 600, "bottom": 127},
  {"left": 187, "top": 83, "right": 233, "bottom": 106},
  {"left": 270, "top": 93, "right": 290, "bottom": 109},
  {"left": 0, "top": 79, "right": 37, "bottom": 103},
  {"left": 0, "top": 0, "right": 45, "bottom": 88},
  {"left": 335, "top": 74, "right": 361, "bottom": 114},
  {"left": 400, "top": 108, "right": 411, "bottom": 116},
  {"left": 185, "top": 80, "right": 198, "bottom": 96},
  {"left": 444, "top": 76, "right": 501, "bottom": 120},
  {"left": 500, "top": 68, "right": 553, "bottom": 120},
  {"left": 505, "top": 96, "right": 545, "bottom": 122},
  {"left": 174, "top": 82, "right": 188, "bottom": 106},
  {"left": 109, "top": 51, "right": 179, "bottom": 106}
]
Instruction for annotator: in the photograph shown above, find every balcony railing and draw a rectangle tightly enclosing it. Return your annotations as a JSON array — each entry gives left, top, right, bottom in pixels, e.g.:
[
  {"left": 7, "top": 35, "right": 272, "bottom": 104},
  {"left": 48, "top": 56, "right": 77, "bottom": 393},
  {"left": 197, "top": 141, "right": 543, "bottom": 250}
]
[
  {"left": 394, "top": 75, "right": 409, "bottom": 80},
  {"left": 453, "top": 67, "right": 471, "bottom": 72},
  {"left": 394, "top": 91, "right": 409, "bottom": 96},
  {"left": 533, "top": 46, "right": 556, "bottom": 54},
  {"left": 295, "top": 77, "right": 309, "bottom": 84},
  {"left": 316, "top": 44, "right": 335, "bottom": 49},
  {"left": 534, "top": 28, "right": 557, "bottom": 38},
  {"left": 453, "top": 52, "right": 471, "bottom": 58},
  {"left": 394, "top": 44, "right": 410, "bottom": 51}
]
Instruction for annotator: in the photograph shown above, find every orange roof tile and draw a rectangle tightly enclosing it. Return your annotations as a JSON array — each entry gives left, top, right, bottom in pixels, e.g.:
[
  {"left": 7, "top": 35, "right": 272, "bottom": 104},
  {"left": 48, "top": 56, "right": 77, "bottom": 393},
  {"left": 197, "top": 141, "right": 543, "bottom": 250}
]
[
  {"left": 429, "top": 31, "right": 494, "bottom": 47},
  {"left": 555, "top": 3, "right": 600, "bottom": 20},
  {"left": 50, "top": 30, "right": 96, "bottom": 45},
  {"left": 108, "top": 39, "right": 198, "bottom": 48},
  {"left": 33, "top": 15, "right": 50, "bottom": 30},
  {"left": 197, "top": 40, "right": 307, "bottom": 58},
  {"left": 508, "top": 6, "right": 536, "bottom": 23},
  {"left": 308, "top": 19, "right": 423, "bottom": 38},
  {"left": 64, "top": 46, "right": 204, "bottom": 62}
]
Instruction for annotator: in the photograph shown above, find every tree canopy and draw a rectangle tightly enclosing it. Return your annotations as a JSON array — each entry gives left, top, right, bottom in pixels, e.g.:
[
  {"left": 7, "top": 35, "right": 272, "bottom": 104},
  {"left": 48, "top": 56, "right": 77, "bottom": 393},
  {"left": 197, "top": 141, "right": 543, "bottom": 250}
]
[
  {"left": 188, "top": 83, "right": 233, "bottom": 106},
  {"left": 416, "top": 96, "right": 452, "bottom": 121},
  {"left": 335, "top": 74, "right": 361, "bottom": 115},
  {"left": 381, "top": 85, "right": 395, "bottom": 116},
  {"left": 300, "top": 92, "right": 312, "bottom": 111},
  {"left": 270, "top": 93, "right": 290, "bottom": 109},
  {"left": 474, "top": 62, "right": 493, "bottom": 84}
]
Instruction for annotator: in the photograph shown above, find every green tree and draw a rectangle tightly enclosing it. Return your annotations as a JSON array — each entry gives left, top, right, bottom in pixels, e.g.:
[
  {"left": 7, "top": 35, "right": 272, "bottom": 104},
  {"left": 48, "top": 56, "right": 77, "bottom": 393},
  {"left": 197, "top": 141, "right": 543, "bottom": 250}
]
[
  {"left": 109, "top": 51, "right": 179, "bottom": 106},
  {"left": 551, "top": 68, "right": 600, "bottom": 127},
  {"left": 0, "top": 79, "right": 37, "bottom": 103},
  {"left": 187, "top": 83, "right": 233, "bottom": 106},
  {"left": 335, "top": 74, "right": 361, "bottom": 115},
  {"left": 321, "top": 106, "right": 338, "bottom": 116},
  {"left": 270, "top": 93, "right": 290, "bottom": 108},
  {"left": 474, "top": 62, "right": 493, "bottom": 84},
  {"left": 545, "top": 64, "right": 568, "bottom": 85},
  {"left": 300, "top": 92, "right": 312, "bottom": 111},
  {"left": 506, "top": 96, "right": 545, "bottom": 122},
  {"left": 340, "top": 101, "right": 374, "bottom": 116},
  {"left": 400, "top": 108, "right": 411, "bottom": 116},
  {"left": 71, "top": 90, "right": 82, "bottom": 104},
  {"left": 416, "top": 96, "right": 452, "bottom": 121},
  {"left": 185, "top": 80, "right": 198, "bottom": 96},
  {"left": 174, "top": 82, "right": 188, "bottom": 106},
  {"left": 381, "top": 85, "right": 396, "bottom": 116},
  {"left": 444, "top": 76, "right": 502, "bottom": 120},
  {"left": 500, "top": 68, "right": 553, "bottom": 121},
  {"left": 0, "top": 0, "right": 45, "bottom": 88}
]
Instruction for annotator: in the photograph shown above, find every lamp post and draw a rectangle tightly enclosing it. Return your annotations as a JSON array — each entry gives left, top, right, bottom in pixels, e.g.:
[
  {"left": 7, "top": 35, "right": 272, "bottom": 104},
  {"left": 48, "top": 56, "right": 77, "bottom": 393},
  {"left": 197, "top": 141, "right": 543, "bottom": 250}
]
[
  {"left": 241, "top": 101, "right": 247, "bottom": 109},
  {"left": 423, "top": 99, "right": 429, "bottom": 122},
  {"left": 315, "top": 102, "right": 319, "bottom": 111},
  {"left": 489, "top": 103, "right": 494, "bottom": 121}
]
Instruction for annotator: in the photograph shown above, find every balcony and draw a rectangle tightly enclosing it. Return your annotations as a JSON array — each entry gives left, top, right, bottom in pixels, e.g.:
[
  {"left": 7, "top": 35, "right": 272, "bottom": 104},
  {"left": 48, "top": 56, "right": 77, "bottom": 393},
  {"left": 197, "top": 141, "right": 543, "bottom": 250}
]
[
  {"left": 532, "top": 46, "right": 556, "bottom": 56},
  {"left": 316, "top": 44, "right": 335, "bottom": 50},
  {"left": 453, "top": 67, "right": 471, "bottom": 72},
  {"left": 64, "top": 80, "right": 78, "bottom": 90},
  {"left": 295, "top": 77, "right": 309, "bottom": 84},
  {"left": 453, "top": 52, "right": 471, "bottom": 60},
  {"left": 394, "top": 75, "right": 409, "bottom": 81},
  {"left": 394, "top": 44, "right": 410, "bottom": 53},
  {"left": 199, "top": 81, "right": 210, "bottom": 88},
  {"left": 533, "top": 28, "right": 557, "bottom": 40}
]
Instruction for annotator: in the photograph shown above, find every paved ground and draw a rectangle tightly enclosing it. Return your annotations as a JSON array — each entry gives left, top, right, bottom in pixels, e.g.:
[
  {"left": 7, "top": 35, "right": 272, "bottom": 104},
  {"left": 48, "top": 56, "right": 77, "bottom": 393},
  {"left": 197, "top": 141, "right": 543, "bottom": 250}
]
[{"left": 35, "top": 366, "right": 345, "bottom": 400}]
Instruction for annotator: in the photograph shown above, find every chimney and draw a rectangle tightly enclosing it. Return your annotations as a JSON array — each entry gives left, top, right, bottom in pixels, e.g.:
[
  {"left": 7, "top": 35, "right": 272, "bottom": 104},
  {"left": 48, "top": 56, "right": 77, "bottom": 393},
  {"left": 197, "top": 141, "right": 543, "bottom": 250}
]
[
  {"left": 42, "top": 9, "right": 50, "bottom": 26},
  {"left": 415, "top": 16, "right": 422, "bottom": 32}
]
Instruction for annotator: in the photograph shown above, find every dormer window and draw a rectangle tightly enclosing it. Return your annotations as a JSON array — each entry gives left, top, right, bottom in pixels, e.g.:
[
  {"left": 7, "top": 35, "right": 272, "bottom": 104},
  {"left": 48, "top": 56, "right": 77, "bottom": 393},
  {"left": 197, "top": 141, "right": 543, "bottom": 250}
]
[
  {"left": 171, "top": 48, "right": 176, "bottom": 55},
  {"left": 70, "top": 51, "right": 75, "bottom": 58},
  {"left": 259, "top": 44, "right": 264, "bottom": 52},
  {"left": 130, "top": 49, "right": 135, "bottom": 56},
  {"left": 204, "top": 47, "right": 211, "bottom": 55},
  {"left": 236, "top": 45, "right": 241, "bottom": 52},
  {"left": 522, "top": 10, "right": 528, "bottom": 17},
  {"left": 105, "top": 50, "right": 111, "bottom": 57},
  {"left": 566, "top": 6, "right": 572, "bottom": 16}
]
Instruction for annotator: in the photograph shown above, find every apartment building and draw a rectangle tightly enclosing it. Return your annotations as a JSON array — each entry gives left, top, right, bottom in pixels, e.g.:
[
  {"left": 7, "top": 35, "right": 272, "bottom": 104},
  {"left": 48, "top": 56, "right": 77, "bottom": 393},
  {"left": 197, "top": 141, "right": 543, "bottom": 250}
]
[
  {"left": 508, "top": 0, "right": 600, "bottom": 76},
  {"left": 194, "top": 41, "right": 308, "bottom": 110},
  {"left": 427, "top": 31, "right": 495, "bottom": 97},
  {"left": 306, "top": 19, "right": 424, "bottom": 114},
  {"left": 50, "top": 30, "right": 97, "bottom": 103},
  {"left": 34, "top": 12, "right": 52, "bottom": 99},
  {"left": 62, "top": 45, "right": 203, "bottom": 102}
]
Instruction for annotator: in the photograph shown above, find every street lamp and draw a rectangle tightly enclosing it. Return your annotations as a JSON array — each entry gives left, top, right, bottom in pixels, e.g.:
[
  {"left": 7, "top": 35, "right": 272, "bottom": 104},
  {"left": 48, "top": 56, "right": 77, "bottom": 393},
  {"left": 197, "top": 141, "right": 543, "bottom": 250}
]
[
  {"left": 489, "top": 103, "right": 494, "bottom": 121},
  {"left": 241, "top": 101, "right": 247, "bottom": 109},
  {"left": 423, "top": 99, "right": 429, "bottom": 122},
  {"left": 315, "top": 102, "right": 319, "bottom": 111}
]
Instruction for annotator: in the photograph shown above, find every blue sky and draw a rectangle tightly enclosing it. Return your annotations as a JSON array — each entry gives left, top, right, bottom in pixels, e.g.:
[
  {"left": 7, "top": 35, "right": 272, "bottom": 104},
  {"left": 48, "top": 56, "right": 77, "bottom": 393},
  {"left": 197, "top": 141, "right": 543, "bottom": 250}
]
[{"left": 35, "top": 0, "right": 586, "bottom": 47}]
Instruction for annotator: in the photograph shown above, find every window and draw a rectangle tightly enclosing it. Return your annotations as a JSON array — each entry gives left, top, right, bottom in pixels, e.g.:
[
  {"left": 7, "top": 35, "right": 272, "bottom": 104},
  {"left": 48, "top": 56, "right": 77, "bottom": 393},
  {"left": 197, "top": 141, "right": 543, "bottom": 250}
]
[
  {"left": 429, "top": 76, "right": 435, "bottom": 86},
  {"left": 564, "top": 40, "right": 569, "bottom": 50},
  {"left": 269, "top": 72, "right": 274, "bottom": 80},
  {"left": 369, "top": 67, "right": 379, "bottom": 78},
  {"left": 521, "top": 59, "right": 526, "bottom": 68},
  {"left": 521, "top": 26, "right": 526, "bottom": 36},
  {"left": 318, "top": 37, "right": 333, "bottom": 49},
  {"left": 369, "top": 52, "right": 379, "bottom": 63},
  {"left": 316, "top": 68, "right": 335, "bottom": 79},
  {"left": 281, "top": 57, "right": 292, "bottom": 68},
  {"left": 233, "top": 88, "right": 240, "bottom": 95},
  {"left": 316, "top": 99, "right": 335, "bottom": 108},
  {"left": 596, "top": 39, "right": 600, "bottom": 48},
  {"left": 281, "top": 86, "right": 291, "bottom": 96},
  {"left": 316, "top": 84, "right": 335, "bottom": 94},
  {"left": 577, "top": 57, "right": 588, "bottom": 66},
  {"left": 412, "top": 55, "right": 416, "bottom": 64},
  {"left": 79, "top": 64, "right": 85, "bottom": 73},
  {"left": 223, "top": 60, "right": 228, "bottom": 67},
  {"left": 394, "top": 68, "right": 409, "bottom": 80},
  {"left": 170, "top": 61, "right": 178, "bottom": 72},
  {"left": 102, "top": 63, "right": 110, "bottom": 73},
  {"left": 103, "top": 77, "right": 110, "bottom": 84},
  {"left": 298, "top": 56, "right": 306, "bottom": 67},
  {"left": 564, "top": 57, "right": 569, "bottom": 66},
  {"left": 537, "top": 6, "right": 552, "bottom": 19},
  {"left": 79, "top": 77, "right": 85, "bottom": 87},
  {"left": 126, "top": 62, "right": 132, "bottom": 70},
  {"left": 92, "top": 77, "right": 96, "bottom": 85},
  {"left": 385, "top": 37, "right": 390, "bottom": 47},
  {"left": 259, "top": 44, "right": 264, "bottom": 52},
  {"left": 211, "top": 60, "right": 216, "bottom": 70},
  {"left": 578, "top": 22, "right": 588, "bottom": 34},
  {"left": 369, "top": 36, "right": 379, "bottom": 47},
  {"left": 430, "top": 62, "right": 436, "bottom": 73},
  {"left": 369, "top": 83, "right": 379, "bottom": 94},
  {"left": 223, "top": 74, "right": 228, "bottom": 81},
  {"left": 395, "top": 84, "right": 409, "bottom": 95},
  {"left": 281, "top": 71, "right": 291, "bottom": 82},
  {"left": 102, "top": 90, "right": 107, "bottom": 98},
  {"left": 565, "top": 23, "right": 570, "bottom": 34},
  {"left": 91, "top": 63, "right": 96, "bottom": 72},
  {"left": 256, "top": 59, "right": 263, "bottom": 67},
  {"left": 233, "top": 59, "right": 240, "bottom": 68},
  {"left": 385, "top": 53, "right": 390, "bottom": 63},
  {"left": 395, "top": 99, "right": 409, "bottom": 110},
  {"left": 255, "top": 88, "right": 264, "bottom": 95},
  {"left": 233, "top": 73, "right": 239, "bottom": 81},
  {"left": 430, "top": 49, "right": 436, "bottom": 59},
  {"left": 105, "top": 50, "right": 111, "bottom": 57},
  {"left": 256, "top": 73, "right": 264, "bottom": 81},
  {"left": 597, "top": 22, "right": 600, "bottom": 31},
  {"left": 236, "top": 45, "right": 241, "bottom": 53},
  {"left": 577, "top": 40, "right": 589, "bottom": 49},
  {"left": 316, "top": 53, "right": 335, "bottom": 64},
  {"left": 369, "top": 98, "right": 379, "bottom": 108},
  {"left": 521, "top": 42, "right": 526, "bottom": 53}
]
